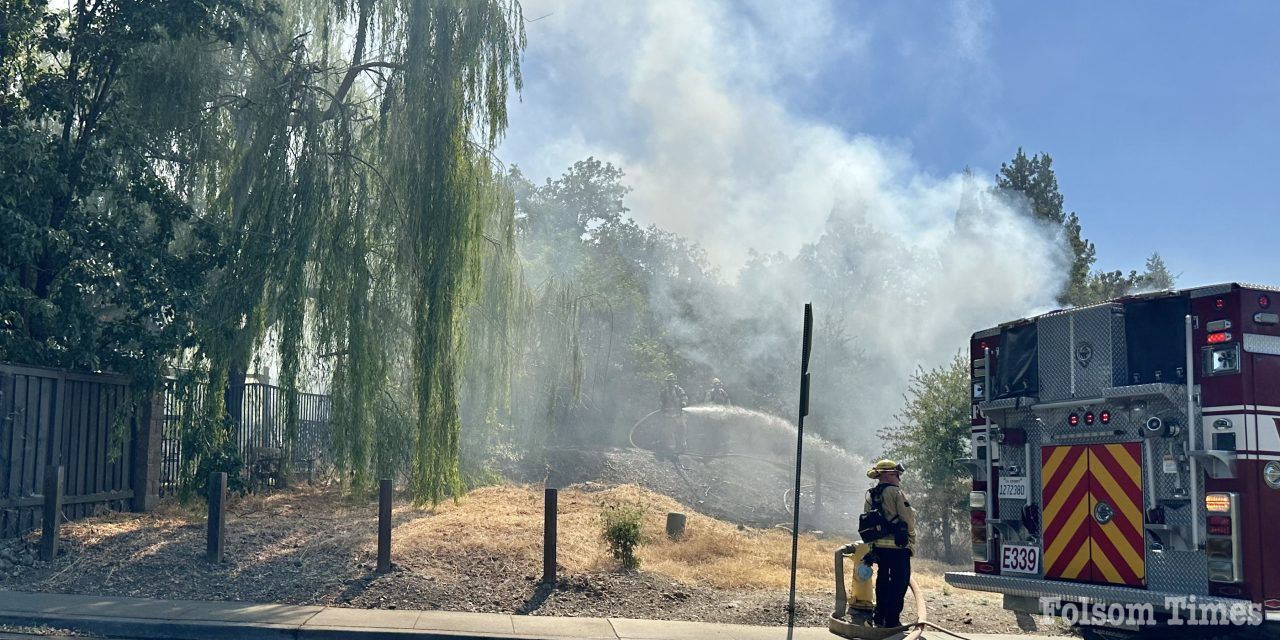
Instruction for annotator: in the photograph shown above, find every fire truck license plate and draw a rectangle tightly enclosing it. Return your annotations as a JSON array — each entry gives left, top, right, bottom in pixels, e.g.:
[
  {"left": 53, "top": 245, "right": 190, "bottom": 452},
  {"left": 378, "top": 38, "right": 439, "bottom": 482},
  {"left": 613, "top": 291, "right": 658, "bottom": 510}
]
[
  {"left": 998, "top": 476, "right": 1028, "bottom": 499},
  {"left": 1000, "top": 545, "right": 1040, "bottom": 574}
]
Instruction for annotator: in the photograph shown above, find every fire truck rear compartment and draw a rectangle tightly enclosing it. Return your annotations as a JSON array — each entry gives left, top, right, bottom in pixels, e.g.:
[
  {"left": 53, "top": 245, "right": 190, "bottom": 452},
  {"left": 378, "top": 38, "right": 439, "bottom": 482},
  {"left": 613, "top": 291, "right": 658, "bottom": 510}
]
[{"left": 955, "top": 291, "right": 1224, "bottom": 609}]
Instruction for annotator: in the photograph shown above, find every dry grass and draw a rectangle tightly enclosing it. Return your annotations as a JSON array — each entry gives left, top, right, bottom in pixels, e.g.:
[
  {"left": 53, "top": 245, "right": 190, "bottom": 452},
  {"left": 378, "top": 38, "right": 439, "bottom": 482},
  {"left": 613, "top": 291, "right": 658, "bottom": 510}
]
[
  {"left": 393, "top": 483, "right": 841, "bottom": 592},
  {"left": 42, "top": 483, "right": 982, "bottom": 602}
]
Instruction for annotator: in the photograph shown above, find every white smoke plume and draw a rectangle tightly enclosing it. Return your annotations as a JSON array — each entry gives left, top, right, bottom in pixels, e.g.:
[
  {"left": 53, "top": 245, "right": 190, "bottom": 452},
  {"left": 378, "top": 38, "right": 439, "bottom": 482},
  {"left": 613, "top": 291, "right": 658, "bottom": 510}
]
[{"left": 501, "top": 0, "right": 1066, "bottom": 440}]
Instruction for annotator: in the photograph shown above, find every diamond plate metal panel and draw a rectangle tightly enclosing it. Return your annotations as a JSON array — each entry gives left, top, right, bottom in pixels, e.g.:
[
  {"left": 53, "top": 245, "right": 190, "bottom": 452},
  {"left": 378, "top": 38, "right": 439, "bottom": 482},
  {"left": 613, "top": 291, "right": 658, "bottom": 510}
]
[
  {"left": 1037, "top": 306, "right": 1127, "bottom": 403},
  {"left": 1104, "top": 383, "right": 1184, "bottom": 400},
  {"left": 979, "top": 396, "right": 1034, "bottom": 412},
  {"left": 1244, "top": 333, "right": 1280, "bottom": 356},
  {"left": 1038, "top": 313, "right": 1073, "bottom": 403},
  {"left": 1111, "top": 311, "right": 1129, "bottom": 389},
  {"left": 1190, "top": 284, "right": 1235, "bottom": 298},
  {"left": 944, "top": 571, "right": 1240, "bottom": 609}
]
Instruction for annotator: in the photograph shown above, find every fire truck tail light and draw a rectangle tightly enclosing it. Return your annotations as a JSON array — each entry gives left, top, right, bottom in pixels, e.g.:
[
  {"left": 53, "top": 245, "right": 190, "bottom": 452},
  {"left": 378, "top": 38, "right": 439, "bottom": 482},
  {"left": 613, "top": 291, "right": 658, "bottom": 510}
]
[
  {"left": 1205, "top": 493, "right": 1231, "bottom": 512},
  {"left": 970, "top": 511, "right": 988, "bottom": 561},
  {"left": 1206, "top": 332, "right": 1232, "bottom": 345},
  {"left": 1068, "top": 413, "right": 1079, "bottom": 427},
  {"left": 969, "top": 491, "right": 986, "bottom": 509},
  {"left": 1084, "top": 412, "right": 1095, "bottom": 425},
  {"left": 1204, "top": 493, "right": 1242, "bottom": 583},
  {"left": 1207, "top": 515, "right": 1232, "bottom": 536},
  {"left": 1099, "top": 411, "right": 1111, "bottom": 424}
]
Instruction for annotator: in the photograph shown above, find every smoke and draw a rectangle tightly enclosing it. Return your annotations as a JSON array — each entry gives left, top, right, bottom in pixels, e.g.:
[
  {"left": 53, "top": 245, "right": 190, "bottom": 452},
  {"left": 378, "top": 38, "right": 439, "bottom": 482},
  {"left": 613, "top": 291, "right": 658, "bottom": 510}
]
[{"left": 501, "top": 0, "right": 1066, "bottom": 443}]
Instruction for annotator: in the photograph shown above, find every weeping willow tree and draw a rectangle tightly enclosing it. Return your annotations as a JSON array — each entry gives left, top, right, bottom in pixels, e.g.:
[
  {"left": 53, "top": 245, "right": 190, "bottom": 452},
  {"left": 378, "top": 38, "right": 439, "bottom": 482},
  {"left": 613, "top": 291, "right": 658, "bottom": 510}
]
[
  {"left": 231, "top": 0, "right": 525, "bottom": 502},
  {"left": 1, "top": 0, "right": 525, "bottom": 502},
  {"left": 152, "top": 0, "right": 525, "bottom": 501}
]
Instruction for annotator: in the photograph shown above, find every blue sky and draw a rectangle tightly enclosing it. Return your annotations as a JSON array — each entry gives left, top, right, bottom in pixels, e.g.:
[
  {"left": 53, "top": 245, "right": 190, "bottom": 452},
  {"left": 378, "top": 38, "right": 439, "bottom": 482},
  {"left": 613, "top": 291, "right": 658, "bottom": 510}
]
[
  {"left": 806, "top": 2, "right": 1280, "bottom": 287},
  {"left": 501, "top": 1, "right": 1279, "bottom": 288}
]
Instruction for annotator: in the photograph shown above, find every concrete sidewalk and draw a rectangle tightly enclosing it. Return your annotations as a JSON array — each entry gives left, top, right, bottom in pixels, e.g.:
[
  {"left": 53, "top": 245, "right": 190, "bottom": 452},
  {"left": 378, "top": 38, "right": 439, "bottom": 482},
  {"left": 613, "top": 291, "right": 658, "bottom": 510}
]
[{"left": 0, "top": 591, "right": 1056, "bottom": 640}]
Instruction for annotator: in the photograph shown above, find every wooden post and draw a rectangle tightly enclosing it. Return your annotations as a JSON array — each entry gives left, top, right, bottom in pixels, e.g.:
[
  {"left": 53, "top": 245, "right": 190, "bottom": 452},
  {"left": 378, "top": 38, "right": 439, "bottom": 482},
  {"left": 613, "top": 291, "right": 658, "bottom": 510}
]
[
  {"left": 542, "top": 488, "right": 557, "bottom": 584},
  {"left": 206, "top": 471, "right": 226, "bottom": 562},
  {"left": 40, "top": 466, "right": 64, "bottom": 561},
  {"left": 665, "top": 512, "right": 687, "bottom": 539},
  {"left": 377, "top": 478, "right": 392, "bottom": 573}
]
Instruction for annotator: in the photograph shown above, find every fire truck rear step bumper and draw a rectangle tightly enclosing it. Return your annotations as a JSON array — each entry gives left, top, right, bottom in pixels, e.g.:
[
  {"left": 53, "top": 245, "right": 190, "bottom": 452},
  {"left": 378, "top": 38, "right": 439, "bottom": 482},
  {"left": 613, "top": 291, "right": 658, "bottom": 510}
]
[{"left": 944, "top": 572, "right": 1244, "bottom": 611}]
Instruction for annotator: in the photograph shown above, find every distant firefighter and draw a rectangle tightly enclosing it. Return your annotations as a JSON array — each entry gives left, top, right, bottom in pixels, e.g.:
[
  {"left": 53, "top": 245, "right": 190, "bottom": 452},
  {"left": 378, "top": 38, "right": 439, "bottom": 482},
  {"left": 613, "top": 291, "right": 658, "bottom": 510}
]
[
  {"left": 659, "top": 373, "right": 688, "bottom": 453},
  {"left": 703, "top": 378, "right": 732, "bottom": 405}
]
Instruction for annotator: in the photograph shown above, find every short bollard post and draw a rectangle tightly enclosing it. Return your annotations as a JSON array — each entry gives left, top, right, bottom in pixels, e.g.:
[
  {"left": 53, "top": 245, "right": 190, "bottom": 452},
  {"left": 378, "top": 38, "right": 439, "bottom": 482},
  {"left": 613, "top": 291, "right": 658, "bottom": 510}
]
[
  {"left": 666, "top": 512, "right": 687, "bottom": 539},
  {"left": 377, "top": 478, "right": 392, "bottom": 573},
  {"left": 40, "top": 465, "right": 64, "bottom": 561},
  {"left": 206, "top": 471, "right": 227, "bottom": 563},
  {"left": 542, "top": 487, "right": 557, "bottom": 584}
]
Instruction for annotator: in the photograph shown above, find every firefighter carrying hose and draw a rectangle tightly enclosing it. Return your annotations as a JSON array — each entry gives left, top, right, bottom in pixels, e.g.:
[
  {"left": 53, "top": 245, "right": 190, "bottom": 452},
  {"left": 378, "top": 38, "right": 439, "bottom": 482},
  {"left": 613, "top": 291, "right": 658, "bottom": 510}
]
[
  {"left": 659, "top": 373, "right": 688, "bottom": 455},
  {"left": 859, "top": 459, "right": 916, "bottom": 628},
  {"left": 703, "top": 378, "right": 732, "bottom": 405}
]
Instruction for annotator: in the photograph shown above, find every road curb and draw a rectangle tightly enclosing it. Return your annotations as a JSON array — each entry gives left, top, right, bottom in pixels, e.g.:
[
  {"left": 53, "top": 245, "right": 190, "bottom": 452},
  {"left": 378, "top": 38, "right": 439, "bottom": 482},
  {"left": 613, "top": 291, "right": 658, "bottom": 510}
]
[
  {"left": 0, "top": 612, "right": 300, "bottom": 640},
  {"left": 0, "top": 611, "right": 533, "bottom": 640}
]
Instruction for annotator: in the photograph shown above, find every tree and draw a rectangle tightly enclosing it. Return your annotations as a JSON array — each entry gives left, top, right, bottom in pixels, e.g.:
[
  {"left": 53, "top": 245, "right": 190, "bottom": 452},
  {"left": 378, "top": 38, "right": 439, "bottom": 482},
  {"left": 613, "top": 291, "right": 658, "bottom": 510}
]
[
  {"left": 1135, "top": 253, "right": 1176, "bottom": 291},
  {"left": 879, "top": 353, "right": 971, "bottom": 562},
  {"left": 1, "top": 0, "right": 528, "bottom": 503},
  {"left": 1078, "top": 252, "right": 1178, "bottom": 305},
  {"left": 0, "top": 1, "right": 258, "bottom": 381},
  {"left": 994, "top": 149, "right": 1096, "bottom": 307}
]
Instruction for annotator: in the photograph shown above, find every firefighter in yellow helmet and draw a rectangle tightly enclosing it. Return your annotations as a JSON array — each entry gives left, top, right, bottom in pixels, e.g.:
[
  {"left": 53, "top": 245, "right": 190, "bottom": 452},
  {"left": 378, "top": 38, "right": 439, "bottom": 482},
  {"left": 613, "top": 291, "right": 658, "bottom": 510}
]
[
  {"left": 861, "top": 459, "right": 916, "bottom": 628},
  {"left": 658, "top": 373, "right": 689, "bottom": 455},
  {"left": 703, "top": 378, "right": 732, "bottom": 405}
]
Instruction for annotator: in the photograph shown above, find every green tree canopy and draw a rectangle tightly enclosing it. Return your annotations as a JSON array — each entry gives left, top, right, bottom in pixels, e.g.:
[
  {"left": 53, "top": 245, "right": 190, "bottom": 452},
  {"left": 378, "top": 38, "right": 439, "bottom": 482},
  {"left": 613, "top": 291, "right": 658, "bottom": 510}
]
[
  {"left": 1, "top": 0, "right": 527, "bottom": 503},
  {"left": 994, "top": 149, "right": 1177, "bottom": 307},
  {"left": 879, "top": 353, "right": 970, "bottom": 562},
  {"left": 994, "top": 148, "right": 1096, "bottom": 306}
]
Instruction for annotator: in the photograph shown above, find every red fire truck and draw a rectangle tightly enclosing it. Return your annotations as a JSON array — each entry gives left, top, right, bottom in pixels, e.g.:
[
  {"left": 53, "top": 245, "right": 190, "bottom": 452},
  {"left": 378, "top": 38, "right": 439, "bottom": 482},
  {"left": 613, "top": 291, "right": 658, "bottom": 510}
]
[{"left": 945, "top": 283, "right": 1280, "bottom": 639}]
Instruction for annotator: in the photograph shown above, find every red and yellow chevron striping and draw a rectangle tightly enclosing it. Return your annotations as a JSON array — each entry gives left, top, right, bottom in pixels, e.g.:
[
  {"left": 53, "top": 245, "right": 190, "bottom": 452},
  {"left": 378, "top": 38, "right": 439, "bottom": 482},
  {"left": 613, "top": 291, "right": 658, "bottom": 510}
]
[{"left": 1040, "top": 443, "right": 1145, "bottom": 587}]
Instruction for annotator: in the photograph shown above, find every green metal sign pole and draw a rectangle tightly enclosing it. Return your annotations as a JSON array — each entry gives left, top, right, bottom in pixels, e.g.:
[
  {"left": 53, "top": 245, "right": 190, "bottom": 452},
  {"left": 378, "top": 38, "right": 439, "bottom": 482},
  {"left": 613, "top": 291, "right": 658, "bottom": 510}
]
[{"left": 786, "top": 303, "right": 813, "bottom": 639}]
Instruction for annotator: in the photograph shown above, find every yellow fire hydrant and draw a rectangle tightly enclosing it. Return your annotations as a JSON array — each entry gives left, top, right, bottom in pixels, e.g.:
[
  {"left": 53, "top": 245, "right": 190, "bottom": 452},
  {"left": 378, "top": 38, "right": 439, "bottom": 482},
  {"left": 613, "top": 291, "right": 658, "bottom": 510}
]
[
  {"left": 833, "top": 541, "right": 875, "bottom": 619},
  {"left": 847, "top": 541, "right": 875, "bottom": 610}
]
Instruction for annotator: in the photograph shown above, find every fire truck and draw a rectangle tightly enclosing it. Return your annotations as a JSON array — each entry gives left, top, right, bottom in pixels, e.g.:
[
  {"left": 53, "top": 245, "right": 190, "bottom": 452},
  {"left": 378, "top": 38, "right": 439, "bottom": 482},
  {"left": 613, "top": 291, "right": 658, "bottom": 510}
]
[{"left": 945, "top": 283, "right": 1280, "bottom": 639}]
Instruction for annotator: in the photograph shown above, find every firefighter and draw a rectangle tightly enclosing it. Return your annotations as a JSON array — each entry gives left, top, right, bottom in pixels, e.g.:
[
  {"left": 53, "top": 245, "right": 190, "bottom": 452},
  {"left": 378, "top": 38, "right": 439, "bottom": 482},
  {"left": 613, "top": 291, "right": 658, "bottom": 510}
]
[
  {"left": 703, "top": 378, "right": 732, "bottom": 405},
  {"left": 862, "top": 459, "right": 916, "bottom": 628},
  {"left": 658, "top": 373, "right": 688, "bottom": 454}
]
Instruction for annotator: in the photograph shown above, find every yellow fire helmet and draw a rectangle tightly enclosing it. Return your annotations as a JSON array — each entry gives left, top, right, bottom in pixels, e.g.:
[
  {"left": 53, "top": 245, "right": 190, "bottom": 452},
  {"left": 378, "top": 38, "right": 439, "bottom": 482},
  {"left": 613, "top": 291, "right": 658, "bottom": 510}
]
[{"left": 867, "top": 459, "right": 906, "bottom": 479}]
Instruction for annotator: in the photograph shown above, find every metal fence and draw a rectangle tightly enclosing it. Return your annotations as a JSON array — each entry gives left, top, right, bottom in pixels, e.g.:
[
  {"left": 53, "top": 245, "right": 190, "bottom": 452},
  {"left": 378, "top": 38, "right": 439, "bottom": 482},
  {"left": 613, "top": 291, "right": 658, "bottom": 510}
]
[
  {"left": 0, "top": 364, "right": 135, "bottom": 539},
  {"left": 159, "top": 380, "right": 331, "bottom": 496}
]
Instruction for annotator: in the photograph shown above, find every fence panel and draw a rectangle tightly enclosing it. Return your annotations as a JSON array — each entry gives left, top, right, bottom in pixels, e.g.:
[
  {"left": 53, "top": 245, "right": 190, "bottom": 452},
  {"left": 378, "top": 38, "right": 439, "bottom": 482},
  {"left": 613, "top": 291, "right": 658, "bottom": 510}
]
[
  {"left": 158, "top": 380, "right": 331, "bottom": 496},
  {"left": 0, "top": 364, "right": 135, "bottom": 539}
]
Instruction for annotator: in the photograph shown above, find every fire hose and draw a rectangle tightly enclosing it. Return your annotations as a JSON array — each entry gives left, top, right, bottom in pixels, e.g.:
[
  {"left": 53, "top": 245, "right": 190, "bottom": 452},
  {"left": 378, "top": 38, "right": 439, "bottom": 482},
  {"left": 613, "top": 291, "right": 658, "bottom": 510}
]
[{"left": 831, "top": 542, "right": 978, "bottom": 640}]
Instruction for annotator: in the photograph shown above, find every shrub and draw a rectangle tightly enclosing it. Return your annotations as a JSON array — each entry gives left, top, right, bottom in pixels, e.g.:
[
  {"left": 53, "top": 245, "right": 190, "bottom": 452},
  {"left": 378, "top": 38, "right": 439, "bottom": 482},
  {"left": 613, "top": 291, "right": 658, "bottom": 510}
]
[{"left": 601, "top": 504, "right": 646, "bottom": 570}]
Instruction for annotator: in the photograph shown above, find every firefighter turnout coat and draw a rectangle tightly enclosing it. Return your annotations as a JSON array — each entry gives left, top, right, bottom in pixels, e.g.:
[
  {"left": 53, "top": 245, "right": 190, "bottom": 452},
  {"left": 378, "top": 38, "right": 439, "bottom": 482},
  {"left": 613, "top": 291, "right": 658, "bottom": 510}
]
[{"left": 863, "top": 484, "right": 917, "bottom": 552}]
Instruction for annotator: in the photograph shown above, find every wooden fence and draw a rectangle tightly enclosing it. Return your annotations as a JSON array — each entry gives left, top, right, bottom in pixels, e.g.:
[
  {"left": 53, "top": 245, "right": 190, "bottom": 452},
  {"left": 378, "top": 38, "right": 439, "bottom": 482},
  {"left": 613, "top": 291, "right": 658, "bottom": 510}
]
[
  {"left": 0, "top": 364, "right": 141, "bottom": 539},
  {"left": 1, "top": 362, "right": 332, "bottom": 539}
]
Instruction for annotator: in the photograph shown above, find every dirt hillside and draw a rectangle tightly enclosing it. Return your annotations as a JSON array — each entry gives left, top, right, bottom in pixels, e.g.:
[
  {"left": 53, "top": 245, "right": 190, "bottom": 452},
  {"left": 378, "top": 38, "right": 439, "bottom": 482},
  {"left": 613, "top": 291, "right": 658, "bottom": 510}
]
[{"left": 0, "top": 481, "right": 1066, "bottom": 635}]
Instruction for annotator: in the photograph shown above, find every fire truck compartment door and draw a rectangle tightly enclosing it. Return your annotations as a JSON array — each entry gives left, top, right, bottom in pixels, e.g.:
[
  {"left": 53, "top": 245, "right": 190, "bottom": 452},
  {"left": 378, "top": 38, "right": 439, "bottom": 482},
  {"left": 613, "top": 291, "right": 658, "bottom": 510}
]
[{"left": 1041, "top": 443, "right": 1146, "bottom": 587}]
